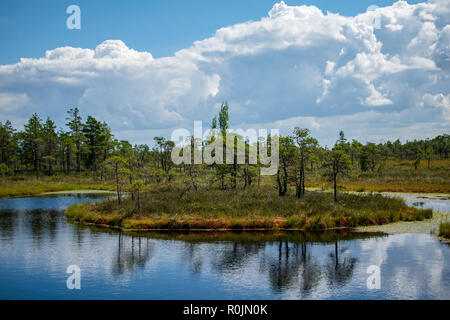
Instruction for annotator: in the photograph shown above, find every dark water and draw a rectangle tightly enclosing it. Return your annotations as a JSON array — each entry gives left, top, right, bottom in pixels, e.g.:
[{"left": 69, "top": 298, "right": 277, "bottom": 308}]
[{"left": 0, "top": 194, "right": 449, "bottom": 300}]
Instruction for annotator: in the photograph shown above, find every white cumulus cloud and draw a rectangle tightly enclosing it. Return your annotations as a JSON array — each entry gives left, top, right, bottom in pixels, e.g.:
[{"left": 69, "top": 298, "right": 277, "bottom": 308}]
[{"left": 0, "top": 1, "right": 448, "bottom": 145}]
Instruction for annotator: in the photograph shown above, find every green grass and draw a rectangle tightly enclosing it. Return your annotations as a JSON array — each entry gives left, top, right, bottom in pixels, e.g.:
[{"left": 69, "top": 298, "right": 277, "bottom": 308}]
[
  {"left": 439, "top": 222, "right": 450, "bottom": 239},
  {"left": 66, "top": 186, "right": 433, "bottom": 231},
  {"left": 306, "top": 159, "right": 450, "bottom": 193},
  {"left": 0, "top": 174, "right": 115, "bottom": 198}
]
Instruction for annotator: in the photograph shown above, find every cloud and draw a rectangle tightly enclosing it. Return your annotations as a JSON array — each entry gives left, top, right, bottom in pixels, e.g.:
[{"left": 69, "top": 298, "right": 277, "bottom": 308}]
[
  {"left": 422, "top": 93, "right": 450, "bottom": 120},
  {"left": 0, "top": 92, "right": 30, "bottom": 112},
  {"left": 0, "top": 1, "right": 448, "bottom": 145}
]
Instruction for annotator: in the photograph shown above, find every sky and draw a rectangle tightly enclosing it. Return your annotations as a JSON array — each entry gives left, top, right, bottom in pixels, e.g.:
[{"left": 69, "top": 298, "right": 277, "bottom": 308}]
[{"left": 0, "top": 0, "right": 448, "bottom": 147}]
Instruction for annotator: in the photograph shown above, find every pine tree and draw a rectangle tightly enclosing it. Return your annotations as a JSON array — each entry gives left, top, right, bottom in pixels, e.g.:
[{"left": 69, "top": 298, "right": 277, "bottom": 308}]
[
  {"left": 66, "top": 107, "right": 84, "bottom": 173},
  {"left": 23, "top": 113, "right": 44, "bottom": 179}
]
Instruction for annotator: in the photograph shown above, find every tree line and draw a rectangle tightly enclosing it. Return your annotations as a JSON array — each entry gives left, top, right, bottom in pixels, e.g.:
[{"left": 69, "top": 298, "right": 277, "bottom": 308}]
[{"left": 0, "top": 105, "right": 448, "bottom": 203}]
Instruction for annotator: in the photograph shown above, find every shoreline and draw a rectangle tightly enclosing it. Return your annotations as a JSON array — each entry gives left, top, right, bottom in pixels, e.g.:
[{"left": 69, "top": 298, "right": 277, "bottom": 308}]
[
  {"left": 69, "top": 219, "right": 355, "bottom": 233},
  {"left": 1, "top": 188, "right": 448, "bottom": 236},
  {"left": 356, "top": 210, "right": 450, "bottom": 235},
  {"left": 67, "top": 209, "right": 450, "bottom": 243},
  {"left": 39, "top": 190, "right": 116, "bottom": 195},
  {"left": 65, "top": 195, "right": 435, "bottom": 233},
  {"left": 0, "top": 189, "right": 115, "bottom": 199}
]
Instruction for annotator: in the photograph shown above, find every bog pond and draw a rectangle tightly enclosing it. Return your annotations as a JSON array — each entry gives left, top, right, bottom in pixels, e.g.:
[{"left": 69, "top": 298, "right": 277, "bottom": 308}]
[{"left": 0, "top": 194, "right": 449, "bottom": 299}]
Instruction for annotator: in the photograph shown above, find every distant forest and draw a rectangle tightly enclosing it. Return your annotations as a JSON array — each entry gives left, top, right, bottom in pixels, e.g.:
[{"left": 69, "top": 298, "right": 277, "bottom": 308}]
[{"left": 0, "top": 106, "right": 449, "bottom": 183}]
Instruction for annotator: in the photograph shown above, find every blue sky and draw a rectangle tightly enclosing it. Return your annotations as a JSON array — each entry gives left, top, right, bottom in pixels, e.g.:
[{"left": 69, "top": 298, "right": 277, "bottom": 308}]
[
  {"left": 0, "top": 0, "right": 448, "bottom": 146},
  {"left": 0, "top": 0, "right": 426, "bottom": 64}
]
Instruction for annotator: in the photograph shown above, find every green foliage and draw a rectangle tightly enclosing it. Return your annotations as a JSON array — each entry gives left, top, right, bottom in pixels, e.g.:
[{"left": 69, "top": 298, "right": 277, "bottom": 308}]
[
  {"left": 0, "top": 120, "right": 17, "bottom": 166},
  {"left": 66, "top": 107, "right": 84, "bottom": 172},
  {"left": 0, "top": 108, "right": 449, "bottom": 205},
  {"left": 414, "top": 158, "right": 421, "bottom": 170},
  {"left": 0, "top": 163, "right": 13, "bottom": 176},
  {"left": 276, "top": 136, "right": 296, "bottom": 196},
  {"left": 218, "top": 101, "right": 229, "bottom": 132},
  {"left": 439, "top": 222, "right": 450, "bottom": 239},
  {"left": 105, "top": 155, "right": 130, "bottom": 204},
  {"left": 323, "top": 144, "right": 352, "bottom": 201},
  {"left": 292, "top": 127, "right": 318, "bottom": 198}
]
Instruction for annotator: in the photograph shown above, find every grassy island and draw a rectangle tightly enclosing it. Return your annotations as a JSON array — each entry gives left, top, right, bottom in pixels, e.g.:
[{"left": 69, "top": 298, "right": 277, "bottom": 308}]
[
  {"left": 66, "top": 186, "right": 432, "bottom": 231},
  {"left": 0, "top": 175, "right": 114, "bottom": 198}
]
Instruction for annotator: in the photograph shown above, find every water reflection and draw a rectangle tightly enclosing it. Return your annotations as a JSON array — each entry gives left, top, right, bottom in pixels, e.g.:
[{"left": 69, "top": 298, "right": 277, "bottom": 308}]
[
  {"left": 0, "top": 194, "right": 449, "bottom": 299},
  {"left": 266, "top": 242, "right": 318, "bottom": 293},
  {"left": 0, "top": 209, "right": 18, "bottom": 239},
  {"left": 325, "top": 241, "right": 357, "bottom": 288},
  {"left": 113, "top": 234, "right": 153, "bottom": 276},
  {"left": 149, "top": 233, "right": 362, "bottom": 297}
]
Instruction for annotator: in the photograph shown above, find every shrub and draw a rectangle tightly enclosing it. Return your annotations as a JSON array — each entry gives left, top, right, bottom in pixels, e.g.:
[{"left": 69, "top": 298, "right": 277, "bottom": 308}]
[{"left": 439, "top": 222, "right": 450, "bottom": 239}]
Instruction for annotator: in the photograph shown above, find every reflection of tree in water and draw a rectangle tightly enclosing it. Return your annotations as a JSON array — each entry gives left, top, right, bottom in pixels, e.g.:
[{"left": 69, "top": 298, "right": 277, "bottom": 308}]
[
  {"left": 206, "top": 239, "right": 323, "bottom": 296},
  {"left": 112, "top": 233, "right": 154, "bottom": 276},
  {"left": 211, "top": 242, "right": 266, "bottom": 273},
  {"left": 27, "top": 209, "right": 45, "bottom": 248},
  {"left": 297, "top": 242, "right": 322, "bottom": 297},
  {"left": 46, "top": 209, "right": 59, "bottom": 242},
  {"left": 325, "top": 241, "right": 358, "bottom": 288},
  {"left": 0, "top": 209, "right": 18, "bottom": 239},
  {"left": 181, "top": 242, "right": 204, "bottom": 274},
  {"left": 74, "top": 225, "right": 85, "bottom": 248},
  {"left": 140, "top": 231, "right": 367, "bottom": 297},
  {"left": 264, "top": 242, "right": 321, "bottom": 296},
  {"left": 20, "top": 209, "right": 61, "bottom": 247}
]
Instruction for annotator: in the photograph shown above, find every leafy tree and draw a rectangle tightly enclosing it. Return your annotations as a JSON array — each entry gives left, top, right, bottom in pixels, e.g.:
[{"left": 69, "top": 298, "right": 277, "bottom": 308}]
[
  {"left": 119, "top": 140, "right": 136, "bottom": 186},
  {"left": 392, "top": 139, "right": 403, "bottom": 159},
  {"left": 424, "top": 145, "right": 434, "bottom": 168},
  {"left": 208, "top": 103, "right": 233, "bottom": 189},
  {"left": 66, "top": 107, "right": 84, "bottom": 173},
  {"left": 82, "top": 115, "right": 105, "bottom": 170},
  {"left": 134, "top": 144, "right": 151, "bottom": 169},
  {"left": 242, "top": 140, "right": 258, "bottom": 189},
  {"left": 293, "top": 127, "right": 318, "bottom": 198},
  {"left": 105, "top": 155, "right": 129, "bottom": 204},
  {"left": 42, "top": 117, "right": 57, "bottom": 175},
  {"left": 131, "top": 179, "right": 145, "bottom": 209},
  {"left": 0, "top": 120, "right": 16, "bottom": 167},
  {"left": 337, "top": 130, "right": 347, "bottom": 146},
  {"left": 59, "top": 131, "right": 74, "bottom": 174},
  {"left": 276, "top": 136, "right": 296, "bottom": 196},
  {"left": 413, "top": 147, "right": 423, "bottom": 170},
  {"left": 350, "top": 139, "right": 362, "bottom": 167},
  {"left": 218, "top": 101, "right": 229, "bottom": 132},
  {"left": 323, "top": 145, "right": 351, "bottom": 202},
  {"left": 0, "top": 163, "right": 13, "bottom": 176},
  {"left": 211, "top": 116, "right": 217, "bottom": 129},
  {"left": 154, "top": 136, "right": 167, "bottom": 171},
  {"left": 23, "top": 113, "right": 44, "bottom": 179},
  {"left": 360, "top": 143, "right": 379, "bottom": 172}
]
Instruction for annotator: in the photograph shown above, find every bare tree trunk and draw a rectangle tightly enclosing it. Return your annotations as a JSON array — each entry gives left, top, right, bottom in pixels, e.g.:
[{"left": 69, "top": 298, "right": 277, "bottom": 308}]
[
  {"left": 137, "top": 191, "right": 140, "bottom": 209},
  {"left": 76, "top": 142, "right": 81, "bottom": 173},
  {"left": 334, "top": 173, "right": 337, "bottom": 202},
  {"left": 301, "top": 165, "right": 305, "bottom": 196},
  {"left": 277, "top": 170, "right": 283, "bottom": 196},
  {"left": 115, "top": 163, "right": 121, "bottom": 204}
]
